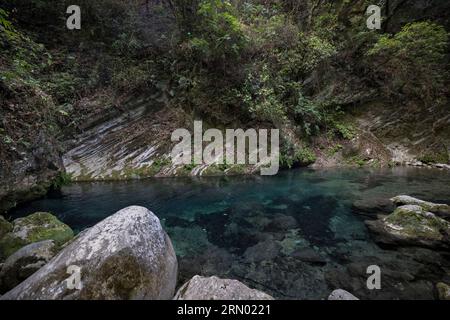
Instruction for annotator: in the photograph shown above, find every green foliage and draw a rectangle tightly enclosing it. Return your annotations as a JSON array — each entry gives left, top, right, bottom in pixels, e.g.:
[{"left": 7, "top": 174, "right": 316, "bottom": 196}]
[
  {"left": 367, "top": 22, "right": 448, "bottom": 103},
  {"left": 111, "top": 61, "right": 155, "bottom": 92},
  {"left": 291, "top": 94, "right": 323, "bottom": 136},
  {"left": 0, "top": 7, "right": 17, "bottom": 39},
  {"left": 294, "top": 147, "right": 317, "bottom": 165},
  {"left": 181, "top": 0, "right": 245, "bottom": 64},
  {"left": 152, "top": 157, "right": 171, "bottom": 172},
  {"left": 183, "top": 162, "right": 197, "bottom": 172},
  {"left": 418, "top": 151, "right": 449, "bottom": 164},
  {"left": 347, "top": 155, "right": 366, "bottom": 167},
  {"left": 334, "top": 122, "right": 356, "bottom": 140},
  {"left": 51, "top": 172, "right": 73, "bottom": 189},
  {"left": 281, "top": 144, "right": 316, "bottom": 169},
  {"left": 239, "top": 64, "right": 287, "bottom": 124},
  {"left": 327, "top": 144, "right": 343, "bottom": 157}
]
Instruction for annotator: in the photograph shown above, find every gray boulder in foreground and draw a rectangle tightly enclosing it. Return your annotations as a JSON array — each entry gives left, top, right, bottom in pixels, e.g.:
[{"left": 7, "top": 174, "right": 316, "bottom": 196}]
[
  {"left": 174, "top": 275, "right": 274, "bottom": 300},
  {"left": 0, "top": 240, "right": 57, "bottom": 293},
  {"left": 328, "top": 289, "right": 359, "bottom": 300},
  {"left": 1, "top": 206, "right": 177, "bottom": 300},
  {"left": 391, "top": 195, "right": 450, "bottom": 219}
]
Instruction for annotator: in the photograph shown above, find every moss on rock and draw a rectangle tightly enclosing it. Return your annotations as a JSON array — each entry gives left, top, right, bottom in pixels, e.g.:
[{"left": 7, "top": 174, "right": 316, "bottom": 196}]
[
  {"left": 0, "top": 212, "right": 73, "bottom": 260},
  {"left": 391, "top": 195, "right": 450, "bottom": 218},
  {"left": 436, "top": 282, "right": 450, "bottom": 300},
  {"left": 384, "top": 205, "right": 449, "bottom": 241},
  {"left": 0, "top": 216, "right": 13, "bottom": 240}
]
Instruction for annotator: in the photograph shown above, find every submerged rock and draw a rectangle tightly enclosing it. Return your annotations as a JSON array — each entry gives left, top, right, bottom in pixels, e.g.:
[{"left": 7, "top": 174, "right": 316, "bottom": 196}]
[
  {"left": 0, "top": 212, "right": 73, "bottom": 260},
  {"left": 436, "top": 282, "right": 450, "bottom": 300},
  {"left": 1, "top": 206, "right": 177, "bottom": 300},
  {"left": 292, "top": 248, "right": 327, "bottom": 265},
  {"left": 328, "top": 289, "right": 359, "bottom": 300},
  {"left": 351, "top": 198, "right": 394, "bottom": 218},
  {"left": 0, "top": 216, "right": 12, "bottom": 240},
  {"left": 264, "top": 214, "right": 298, "bottom": 232},
  {"left": 0, "top": 240, "right": 57, "bottom": 293},
  {"left": 391, "top": 195, "right": 450, "bottom": 219},
  {"left": 243, "top": 239, "right": 281, "bottom": 263},
  {"left": 365, "top": 205, "right": 450, "bottom": 249},
  {"left": 325, "top": 246, "right": 448, "bottom": 300},
  {"left": 174, "top": 275, "right": 273, "bottom": 300}
]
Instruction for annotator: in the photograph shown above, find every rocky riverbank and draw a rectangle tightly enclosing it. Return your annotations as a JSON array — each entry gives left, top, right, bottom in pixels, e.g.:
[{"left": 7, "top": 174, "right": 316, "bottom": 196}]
[
  {"left": 0, "top": 206, "right": 273, "bottom": 300},
  {"left": 1, "top": 196, "right": 449, "bottom": 300}
]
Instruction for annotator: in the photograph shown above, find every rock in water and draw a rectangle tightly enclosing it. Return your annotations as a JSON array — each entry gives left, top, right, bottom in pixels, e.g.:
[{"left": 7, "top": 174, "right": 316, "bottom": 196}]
[
  {"left": 328, "top": 289, "right": 359, "bottom": 300},
  {"left": 0, "top": 240, "right": 57, "bottom": 293},
  {"left": 0, "top": 212, "right": 73, "bottom": 260},
  {"left": 391, "top": 195, "right": 450, "bottom": 219},
  {"left": 1, "top": 206, "right": 177, "bottom": 300},
  {"left": 351, "top": 198, "right": 394, "bottom": 218},
  {"left": 366, "top": 205, "right": 450, "bottom": 249},
  {"left": 174, "top": 275, "right": 274, "bottom": 300}
]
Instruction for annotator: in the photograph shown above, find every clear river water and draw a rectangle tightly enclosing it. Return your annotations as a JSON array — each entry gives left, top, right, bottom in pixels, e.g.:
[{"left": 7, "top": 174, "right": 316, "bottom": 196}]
[{"left": 7, "top": 167, "right": 450, "bottom": 299}]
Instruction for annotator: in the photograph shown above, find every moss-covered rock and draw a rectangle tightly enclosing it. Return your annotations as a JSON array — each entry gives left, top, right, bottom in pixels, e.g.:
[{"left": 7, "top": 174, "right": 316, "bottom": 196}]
[
  {"left": 436, "top": 282, "right": 450, "bottom": 300},
  {"left": 0, "top": 212, "right": 73, "bottom": 260},
  {"left": 365, "top": 205, "right": 450, "bottom": 249},
  {"left": 384, "top": 205, "right": 448, "bottom": 240},
  {"left": 0, "top": 240, "right": 58, "bottom": 293},
  {"left": 1, "top": 206, "right": 177, "bottom": 300},
  {"left": 391, "top": 195, "right": 450, "bottom": 219},
  {"left": 0, "top": 216, "right": 13, "bottom": 240}
]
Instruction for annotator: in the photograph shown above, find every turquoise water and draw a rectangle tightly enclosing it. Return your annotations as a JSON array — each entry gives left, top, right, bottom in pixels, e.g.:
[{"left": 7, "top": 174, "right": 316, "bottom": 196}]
[{"left": 7, "top": 167, "right": 450, "bottom": 299}]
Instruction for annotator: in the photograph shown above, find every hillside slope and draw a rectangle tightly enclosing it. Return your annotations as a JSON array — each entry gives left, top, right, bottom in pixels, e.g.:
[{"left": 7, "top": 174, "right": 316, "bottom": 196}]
[{"left": 0, "top": 0, "right": 449, "bottom": 211}]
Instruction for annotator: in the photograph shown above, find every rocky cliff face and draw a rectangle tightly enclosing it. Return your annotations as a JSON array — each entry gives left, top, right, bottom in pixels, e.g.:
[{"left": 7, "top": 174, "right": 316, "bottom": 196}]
[
  {"left": 0, "top": 131, "right": 63, "bottom": 213},
  {"left": 355, "top": 102, "right": 450, "bottom": 164}
]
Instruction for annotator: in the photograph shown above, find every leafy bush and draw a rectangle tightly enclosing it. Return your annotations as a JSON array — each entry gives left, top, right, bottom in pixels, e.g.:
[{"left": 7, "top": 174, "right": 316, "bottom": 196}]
[
  {"left": 334, "top": 122, "right": 356, "bottom": 140},
  {"left": 280, "top": 143, "right": 316, "bottom": 169},
  {"left": 291, "top": 94, "right": 323, "bottom": 136},
  {"left": 180, "top": 0, "right": 246, "bottom": 65},
  {"left": 0, "top": 7, "right": 17, "bottom": 39},
  {"left": 367, "top": 22, "right": 448, "bottom": 103},
  {"left": 239, "top": 65, "right": 287, "bottom": 124}
]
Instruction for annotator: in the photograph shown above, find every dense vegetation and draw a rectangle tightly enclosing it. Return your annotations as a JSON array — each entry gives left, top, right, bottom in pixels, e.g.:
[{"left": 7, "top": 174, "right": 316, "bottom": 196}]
[{"left": 0, "top": 0, "right": 449, "bottom": 190}]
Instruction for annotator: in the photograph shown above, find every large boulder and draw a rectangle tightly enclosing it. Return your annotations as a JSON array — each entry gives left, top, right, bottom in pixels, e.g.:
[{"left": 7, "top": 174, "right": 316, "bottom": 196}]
[
  {"left": 328, "top": 289, "right": 359, "bottom": 300},
  {"left": 1, "top": 206, "right": 178, "bottom": 300},
  {"left": 174, "top": 275, "right": 274, "bottom": 300},
  {"left": 0, "top": 212, "right": 73, "bottom": 260},
  {"left": 0, "top": 216, "right": 12, "bottom": 240},
  {"left": 0, "top": 240, "right": 57, "bottom": 293},
  {"left": 391, "top": 195, "right": 450, "bottom": 219},
  {"left": 366, "top": 205, "right": 450, "bottom": 249}
]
